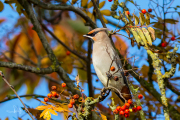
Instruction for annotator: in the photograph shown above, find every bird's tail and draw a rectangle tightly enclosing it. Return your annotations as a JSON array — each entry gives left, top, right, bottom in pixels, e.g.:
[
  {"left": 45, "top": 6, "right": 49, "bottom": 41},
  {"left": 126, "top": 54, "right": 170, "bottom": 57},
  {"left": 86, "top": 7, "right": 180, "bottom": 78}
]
[{"left": 116, "top": 72, "right": 132, "bottom": 103}]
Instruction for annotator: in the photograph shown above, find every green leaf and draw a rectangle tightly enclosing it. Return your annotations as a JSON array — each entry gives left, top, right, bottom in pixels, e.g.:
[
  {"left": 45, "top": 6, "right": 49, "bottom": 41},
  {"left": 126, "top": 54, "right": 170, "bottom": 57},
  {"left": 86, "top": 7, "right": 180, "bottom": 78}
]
[
  {"left": 67, "top": 20, "right": 89, "bottom": 34},
  {"left": 164, "top": 19, "right": 179, "bottom": 24},
  {"left": 145, "top": 13, "right": 150, "bottom": 26},
  {"left": 139, "top": 12, "right": 145, "bottom": 26},
  {"left": 136, "top": 28, "right": 148, "bottom": 46},
  {"left": 130, "top": 28, "right": 144, "bottom": 45},
  {"left": 142, "top": 28, "right": 152, "bottom": 46},
  {"left": 125, "top": 12, "right": 133, "bottom": 24},
  {"left": 133, "top": 13, "right": 139, "bottom": 26}
]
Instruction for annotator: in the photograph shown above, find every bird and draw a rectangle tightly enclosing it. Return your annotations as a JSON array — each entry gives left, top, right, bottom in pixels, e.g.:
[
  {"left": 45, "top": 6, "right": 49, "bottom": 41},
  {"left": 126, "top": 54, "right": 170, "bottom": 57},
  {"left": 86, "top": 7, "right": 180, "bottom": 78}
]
[{"left": 83, "top": 28, "right": 132, "bottom": 102}]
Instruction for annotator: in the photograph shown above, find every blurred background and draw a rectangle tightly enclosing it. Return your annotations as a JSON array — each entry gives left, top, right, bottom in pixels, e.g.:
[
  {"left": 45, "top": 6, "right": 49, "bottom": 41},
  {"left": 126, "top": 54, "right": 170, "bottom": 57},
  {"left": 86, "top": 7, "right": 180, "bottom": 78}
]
[{"left": 0, "top": 0, "right": 180, "bottom": 119}]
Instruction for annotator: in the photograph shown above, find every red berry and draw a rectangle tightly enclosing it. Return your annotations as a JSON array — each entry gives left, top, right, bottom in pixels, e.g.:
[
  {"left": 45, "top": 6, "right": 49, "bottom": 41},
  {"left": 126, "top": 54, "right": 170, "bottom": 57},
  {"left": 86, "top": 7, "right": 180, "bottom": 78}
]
[
  {"left": 148, "top": 8, "right": 152, "bottom": 12},
  {"left": 125, "top": 103, "right": 130, "bottom": 109},
  {"left": 70, "top": 99, "right": 75, "bottom": 105},
  {"left": 116, "top": 106, "right": 121, "bottom": 111},
  {"left": 138, "top": 94, "right": 143, "bottom": 99},
  {"left": 68, "top": 104, "right": 73, "bottom": 108},
  {"left": 119, "top": 110, "right": 124, "bottom": 116},
  {"left": 73, "top": 94, "right": 79, "bottom": 99},
  {"left": 171, "top": 36, "right": 176, "bottom": 41},
  {"left": 108, "top": 0, "right": 112, "bottom": 2},
  {"left": 55, "top": 93, "right": 59, "bottom": 98},
  {"left": 132, "top": 107, "right": 137, "bottom": 112},
  {"left": 121, "top": 106, "right": 126, "bottom": 111},
  {"left": 44, "top": 97, "right": 49, "bottom": 102},
  {"left": 114, "top": 76, "right": 119, "bottom": 81},
  {"left": 51, "top": 86, "right": 56, "bottom": 90},
  {"left": 110, "top": 66, "right": 115, "bottom": 71},
  {"left": 52, "top": 91, "right": 57, "bottom": 97},
  {"left": 113, "top": 109, "right": 118, "bottom": 114},
  {"left": 124, "top": 109, "right": 130, "bottom": 114},
  {"left": 47, "top": 93, "right": 52, "bottom": 98},
  {"left": 137, "top": 106, "right": 142, "bottom": 111},
  {"left": 126, "top": 11, "right": 130, "bottom": 15},
  {"left": 128, "top": 99, "right": 133, "bottom": 105},
  {"left": 124, "top": 113, "right": 130, "bottom": 118},
  {"left": 141, "top": 9, "right": 146, "bottom": 14},
  {"left": 66, "top": 51, "right": 71, "bottom": 55},
  {"left": 161, "top": 42, "right": 167, "bottom": 47},
  {"left": 62, "top": 83, "right": 66, "bottom": 87}
]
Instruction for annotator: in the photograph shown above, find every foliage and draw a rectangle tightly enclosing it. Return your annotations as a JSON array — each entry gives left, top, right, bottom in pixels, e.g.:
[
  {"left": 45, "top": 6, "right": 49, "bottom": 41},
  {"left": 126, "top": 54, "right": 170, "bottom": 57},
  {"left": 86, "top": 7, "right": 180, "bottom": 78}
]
[{"left": 0, "top": 0, "right": 180, "bottom": 120}]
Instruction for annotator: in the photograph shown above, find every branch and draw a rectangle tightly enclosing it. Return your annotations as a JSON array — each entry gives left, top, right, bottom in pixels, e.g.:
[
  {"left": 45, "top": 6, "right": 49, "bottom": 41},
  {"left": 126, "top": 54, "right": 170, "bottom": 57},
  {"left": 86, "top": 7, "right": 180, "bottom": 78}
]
[
  {"left": 0, "top": 61, "right": 56, "bottom": 74},
  {"left": 0, "top": 71, "right": 35, "bottom": 120},
  {"left": 91, "top": 0, "right": 107, "bottom": 28},
  {"left": 41, "top": 24, "right": 88, "bottom": 62},
  {"left": 0, "top": 94, "right": 67, "bottom": 104},
  {"left": 120, "top": 53, "right": 180, "bottom": 120},
  {"left": 87, "top": 40, "right": 93, "bottom": 97},
  {"left": 146, "top": 46, "right": 178, "bottom": 120},
  {"left": 28, "top": 0, "right": 97, "bottom": 29}
]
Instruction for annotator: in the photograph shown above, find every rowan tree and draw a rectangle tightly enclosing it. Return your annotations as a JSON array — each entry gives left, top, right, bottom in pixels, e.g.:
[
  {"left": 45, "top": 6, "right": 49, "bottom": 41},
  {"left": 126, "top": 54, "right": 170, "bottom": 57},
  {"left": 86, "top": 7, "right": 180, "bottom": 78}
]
[{"left": 0, "top": 0, "right": 180, "bottom": 120}]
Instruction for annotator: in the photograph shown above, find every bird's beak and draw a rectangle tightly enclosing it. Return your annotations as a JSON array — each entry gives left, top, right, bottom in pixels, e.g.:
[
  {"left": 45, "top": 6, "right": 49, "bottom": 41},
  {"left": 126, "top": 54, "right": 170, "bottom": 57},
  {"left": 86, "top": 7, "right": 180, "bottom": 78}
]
[{"left": 83, "top": 34, "right": 94, "bottom": 43}]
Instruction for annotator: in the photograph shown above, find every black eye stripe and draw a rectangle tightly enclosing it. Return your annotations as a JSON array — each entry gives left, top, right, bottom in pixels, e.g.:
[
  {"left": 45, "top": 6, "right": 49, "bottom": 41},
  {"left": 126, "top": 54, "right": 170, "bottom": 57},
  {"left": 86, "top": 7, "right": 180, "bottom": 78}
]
[{"left": 87, "top": 31, "right": 99, "bottom": 37}]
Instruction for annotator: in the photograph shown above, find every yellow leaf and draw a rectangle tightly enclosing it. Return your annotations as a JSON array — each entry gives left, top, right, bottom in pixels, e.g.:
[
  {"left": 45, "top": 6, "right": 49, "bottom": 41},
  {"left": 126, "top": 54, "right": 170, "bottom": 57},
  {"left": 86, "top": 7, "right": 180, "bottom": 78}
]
[
  {"left": 100, "top": 10, "right": 111, "bottom": 16},
  {"left": 99, "top": 1, "right": 106, "bottom": 9},
  {"left": 49, "top": 109, "right": 58, "bottom": 116},
  {"left": 86, "top": 11, "right": 95, "bottom": 22},
  {"left": 0, "top": 1, "right": 4, "bottom": 12},
  {"left": 81, "top": 0, "right": 88, "bottom": 7},
  {"left": 54, "top": 106, "right": 71, "bottom": 113},
  {"left": 43, "top": 110, "right": 51, "bottom": 120},
  {"left": 100, "top": 113, "right": 107, "bottom": 120},
  {"left": 36, "top": 105, "right": 51, "bottom": 110},
  {"left": 87, "top": 1, "right": 93, "bottom": 8},
  {"left": 102, "top": 15, "right": 108, "bottom": 23},
  {"left": 40, "top": 109, "right": 49, "bottom": 118},
  {"left": 5, "top": 117, "right": 9, "bottom": 120}
]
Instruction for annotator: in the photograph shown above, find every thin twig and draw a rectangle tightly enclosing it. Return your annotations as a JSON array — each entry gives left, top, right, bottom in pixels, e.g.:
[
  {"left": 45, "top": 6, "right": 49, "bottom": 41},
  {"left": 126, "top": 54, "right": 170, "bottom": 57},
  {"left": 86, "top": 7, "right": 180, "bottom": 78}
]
[{"left": 0, "top": 71, "right": 35, "bottom": 120}]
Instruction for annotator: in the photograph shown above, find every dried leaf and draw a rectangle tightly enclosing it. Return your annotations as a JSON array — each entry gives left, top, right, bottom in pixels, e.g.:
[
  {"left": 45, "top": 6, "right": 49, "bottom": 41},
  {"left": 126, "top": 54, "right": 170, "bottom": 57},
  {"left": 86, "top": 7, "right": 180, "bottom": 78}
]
[
  {"left": 75, "top": 75, "right": 80, "bottom": 86},
  {"left": 148, "top": 27, "right": 156, "bottom": 40}
]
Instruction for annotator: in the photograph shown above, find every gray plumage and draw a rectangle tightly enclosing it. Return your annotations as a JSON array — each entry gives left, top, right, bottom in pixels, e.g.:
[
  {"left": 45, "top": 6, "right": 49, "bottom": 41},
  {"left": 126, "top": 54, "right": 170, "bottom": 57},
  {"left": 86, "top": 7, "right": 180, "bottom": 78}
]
[{"left": 83, "top": 28, "right": 131, "bottom": 102}]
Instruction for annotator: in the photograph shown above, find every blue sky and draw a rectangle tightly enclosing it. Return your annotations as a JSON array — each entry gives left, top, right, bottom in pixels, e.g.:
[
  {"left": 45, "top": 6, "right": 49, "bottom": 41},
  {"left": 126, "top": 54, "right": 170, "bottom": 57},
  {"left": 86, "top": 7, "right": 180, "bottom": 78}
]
[{"left": 0, "top": 0, "right": 180, "bottom": 119}]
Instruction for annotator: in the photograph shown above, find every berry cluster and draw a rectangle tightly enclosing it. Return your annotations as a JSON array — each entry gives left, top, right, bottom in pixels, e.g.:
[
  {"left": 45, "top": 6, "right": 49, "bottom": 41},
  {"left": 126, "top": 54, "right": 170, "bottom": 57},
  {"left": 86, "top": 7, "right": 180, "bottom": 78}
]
[
  {"left": 68, "top": 94, "right": 79, "bottom": 108},
  {"left": 44, "top": 83, "right": 67, "bottom": 102},
  {"left": 113, "top": 94, "right": 143, "bottom": 118}
]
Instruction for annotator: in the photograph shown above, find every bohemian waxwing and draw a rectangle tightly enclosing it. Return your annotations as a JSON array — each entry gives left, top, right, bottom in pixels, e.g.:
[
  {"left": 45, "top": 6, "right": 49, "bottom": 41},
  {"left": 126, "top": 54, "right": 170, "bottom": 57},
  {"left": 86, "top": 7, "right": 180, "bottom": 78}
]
[{"left": 83, "top": 28, "right": 131, "bottom": 102}]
